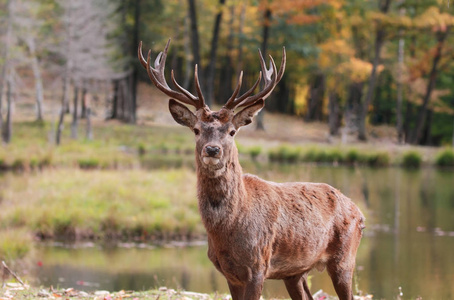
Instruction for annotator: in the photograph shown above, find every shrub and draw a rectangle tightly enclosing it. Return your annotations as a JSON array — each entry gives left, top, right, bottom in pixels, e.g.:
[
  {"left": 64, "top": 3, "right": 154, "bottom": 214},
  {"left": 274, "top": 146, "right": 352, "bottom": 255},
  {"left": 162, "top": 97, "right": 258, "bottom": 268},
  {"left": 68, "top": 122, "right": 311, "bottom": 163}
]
[
  {"left": 248, "top": 146, "right": 262, "bottom": 161},
  {"left": 302, "top": 148, "right": 318, "bottom": 162},
  {"left": 345, "top": 149, "right": 360, "bottom": 164},
  {"left": 137, "top": 143, "right": 146, "bottom": 156},
  {"left": 0, "top": 229, "right": 32, "bottom": 260},
  {"left": 402, "top": 151, "right": 422, "bottom": 168},
  {"left": 326, "top": 149, "right": 344, "bottom": 164},
  {"left": 269, "top": 145, "right": 300, "bottom": 163},
  {"left": 435, "top": 148, "right": 454, "bottom": 167},
  {"left": 367, "top": 152, "right": 390, "bottom": 167},
  {"left": 78, "top": 158, "right": 100, "bottom": 169},
  {"left": 12, "top": 158, "right": 27, "bottom": 171}
]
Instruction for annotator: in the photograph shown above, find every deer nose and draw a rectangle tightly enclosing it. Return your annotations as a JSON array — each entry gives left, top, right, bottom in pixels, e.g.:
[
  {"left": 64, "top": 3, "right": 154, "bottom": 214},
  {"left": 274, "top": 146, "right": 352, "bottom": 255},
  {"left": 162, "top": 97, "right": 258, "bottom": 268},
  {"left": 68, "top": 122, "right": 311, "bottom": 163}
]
[{"left": 205, "top": 145, "right": 220, "bottom": 157}]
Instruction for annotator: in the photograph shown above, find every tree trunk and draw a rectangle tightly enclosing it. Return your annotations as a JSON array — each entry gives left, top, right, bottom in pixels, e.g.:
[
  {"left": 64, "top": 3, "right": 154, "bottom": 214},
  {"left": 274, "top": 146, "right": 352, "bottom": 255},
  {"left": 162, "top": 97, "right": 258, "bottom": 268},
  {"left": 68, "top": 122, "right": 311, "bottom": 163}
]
[
  {"left": 358, "top": 0, "right": 392, "bottom": 141},
  {"left": 0, "top": 0, "right": 13, "bottom": 137},
  {"left": 256, "top": 7, "right": 271, "bottom": 131},
  {"left": 81, "top": 83, "right": 87, "bottom": 118},
  {"left": 71, "top": 87, "right": 79, "bottom": 139},
  {"left": 187, "top": 0, "right": 203, "bottom": 96},
  {"left": 235, "top": 2, "right": 246, "bottom": 77},
  {"left": 27, "top": 37, "right": 44, "bottom": 122},
  {"left": 409, "top": 29, "right": 449, "bottom": 145},
  {"left": 306, "top": 73, "right": 325, "bottom": 122},
  {"left": 2, "top": 76, "right": 13, "bottom": 143},
  {"left": 403, "top": 101, "right": 413, "bottom": 143},
  {"left": 129, "top": 0, "right": 141, "bottom": 124},
  {"left": 183, "top": 8, "right": 192, "bottom": 89},
  {"left": 85, "top": 93, "right": 93, "bottom": 140},
  {"left": 56, "top": 82, "right": 68, "bottom": 145},
  {"left": 206, "top": 0, "right": 226, "bottom": 105},
  {"left": 396, "top": 5, "right": 405, "bottom": 143},
  {"left": 219, "top": 4, "right": 235, "bottom": 102},
  {"left": 328, "top": 91, "right": 341, "bottom": 136}
]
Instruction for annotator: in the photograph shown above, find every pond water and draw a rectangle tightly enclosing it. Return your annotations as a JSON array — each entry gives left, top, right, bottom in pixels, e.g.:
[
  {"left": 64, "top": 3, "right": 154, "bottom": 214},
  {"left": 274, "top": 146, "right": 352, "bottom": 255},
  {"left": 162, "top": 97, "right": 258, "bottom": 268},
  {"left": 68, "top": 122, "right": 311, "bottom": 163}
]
[{"left": 32, "top": 165, "right": 454, "bottom": 299}]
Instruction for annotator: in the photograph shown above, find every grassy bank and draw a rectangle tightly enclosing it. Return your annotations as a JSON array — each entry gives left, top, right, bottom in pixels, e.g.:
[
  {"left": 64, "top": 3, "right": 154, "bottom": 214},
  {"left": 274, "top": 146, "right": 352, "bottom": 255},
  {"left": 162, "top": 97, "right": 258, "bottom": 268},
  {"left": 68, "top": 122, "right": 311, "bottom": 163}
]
[
  {"left": 0, "top": 169, "right": 202, "bottom": 260},
  {"left": 1, "top": 121, "right": 453, "bottom": 171}
]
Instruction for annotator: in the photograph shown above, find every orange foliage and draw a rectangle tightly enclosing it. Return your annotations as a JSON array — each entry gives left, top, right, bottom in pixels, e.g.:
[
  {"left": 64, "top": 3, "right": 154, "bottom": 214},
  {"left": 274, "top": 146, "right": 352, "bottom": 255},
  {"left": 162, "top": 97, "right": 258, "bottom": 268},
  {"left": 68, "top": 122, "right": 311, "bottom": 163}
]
[{"left": 270, "top": 0, "right": 341, "bottom": 25}]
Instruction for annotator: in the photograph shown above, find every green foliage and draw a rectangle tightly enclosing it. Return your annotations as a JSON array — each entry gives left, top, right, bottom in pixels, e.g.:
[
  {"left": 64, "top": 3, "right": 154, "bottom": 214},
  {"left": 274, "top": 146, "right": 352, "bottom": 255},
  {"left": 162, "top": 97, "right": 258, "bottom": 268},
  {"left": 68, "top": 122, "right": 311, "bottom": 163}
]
[
  {"left": 78, "top": 158, "right": 100, "bottom": 169},
  {"left": 0, "top": 169, "right": 203, "bottom": 241},
  {"left": 402, "top": 151, "right": 422, "bottom": 168},
  {"left": 248, "top": 146, "right": 262, "bottom": 161},
  {"left": 0, "top": 229, "right": 33, "bottom": 260},
  {"left": 269, "top": 145, "right": 301, "bottom": 163},
  {"left": 345, "top": 149, "right": 360, "bottom": 164},
  {"left": 366, "top": 152, "right": 390, "bottom": 167},
  {"left": 435, "top": 148, "right": 454, "bottom": 167}
]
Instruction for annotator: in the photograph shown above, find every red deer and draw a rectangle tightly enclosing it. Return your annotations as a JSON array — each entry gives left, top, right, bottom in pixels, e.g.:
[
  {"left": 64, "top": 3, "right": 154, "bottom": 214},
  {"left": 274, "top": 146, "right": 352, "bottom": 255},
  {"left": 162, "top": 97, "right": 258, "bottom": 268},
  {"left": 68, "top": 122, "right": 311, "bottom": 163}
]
[{"left": 138, "top": 39, "right": 365, "bottom": 300}]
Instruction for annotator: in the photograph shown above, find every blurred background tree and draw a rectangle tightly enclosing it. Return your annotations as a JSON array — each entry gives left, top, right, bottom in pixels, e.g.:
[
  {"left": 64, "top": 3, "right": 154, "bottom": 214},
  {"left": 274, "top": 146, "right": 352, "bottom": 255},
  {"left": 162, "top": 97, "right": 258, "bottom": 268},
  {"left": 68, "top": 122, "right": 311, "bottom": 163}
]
[{"left": 0, "top": 0, "right": 453, "bottom": 145}]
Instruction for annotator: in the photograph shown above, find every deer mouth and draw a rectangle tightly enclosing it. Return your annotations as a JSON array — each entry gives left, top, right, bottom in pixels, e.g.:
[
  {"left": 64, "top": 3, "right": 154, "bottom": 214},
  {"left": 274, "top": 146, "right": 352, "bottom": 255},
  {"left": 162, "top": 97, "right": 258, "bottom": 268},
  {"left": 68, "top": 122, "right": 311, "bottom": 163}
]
[{"left": 202, "top": 157, "right": 221, "bottom": 166}]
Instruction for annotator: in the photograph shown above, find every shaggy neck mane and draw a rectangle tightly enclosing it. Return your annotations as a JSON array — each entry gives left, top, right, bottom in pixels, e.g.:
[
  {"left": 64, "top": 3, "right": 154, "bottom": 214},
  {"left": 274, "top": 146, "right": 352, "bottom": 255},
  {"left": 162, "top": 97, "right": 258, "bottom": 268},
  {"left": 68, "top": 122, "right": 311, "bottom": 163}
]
[{"left": 196, "top": 146, "right": 246, "bottom": 231}]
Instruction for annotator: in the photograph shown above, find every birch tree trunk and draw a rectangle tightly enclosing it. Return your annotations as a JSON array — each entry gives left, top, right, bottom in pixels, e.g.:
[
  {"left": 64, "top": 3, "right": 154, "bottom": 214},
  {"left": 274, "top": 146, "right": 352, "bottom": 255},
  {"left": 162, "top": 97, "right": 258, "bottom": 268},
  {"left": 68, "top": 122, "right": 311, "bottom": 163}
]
[
  {"left": 396, "top": 4, "right": 405, "bottom": 143},
  {"left": 71, "top": 86, "right": 79, "bottom": 139},
  {"left": 0, "top": 0, "right": 13, "bottom": 138},
  {"left": 27, "top": 36, "right": 44, "bottom": 122},
  {"left": 3, "top": 75, "right": 13, "bottom": 143}
]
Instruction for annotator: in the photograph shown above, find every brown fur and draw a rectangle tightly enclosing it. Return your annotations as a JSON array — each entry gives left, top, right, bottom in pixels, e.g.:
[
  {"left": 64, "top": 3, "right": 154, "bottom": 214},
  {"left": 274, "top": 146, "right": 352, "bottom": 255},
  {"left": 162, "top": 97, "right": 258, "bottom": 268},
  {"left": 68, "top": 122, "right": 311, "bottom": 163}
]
[{"left": 168, "top": 103, "right": 365, "bottom": 300}]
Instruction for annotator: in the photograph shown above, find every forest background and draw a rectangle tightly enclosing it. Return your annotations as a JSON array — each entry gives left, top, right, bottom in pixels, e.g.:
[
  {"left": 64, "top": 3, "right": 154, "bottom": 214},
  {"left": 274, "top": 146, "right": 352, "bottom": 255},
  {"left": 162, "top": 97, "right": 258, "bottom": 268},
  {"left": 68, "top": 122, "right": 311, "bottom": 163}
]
[{"left": 0, "top": 0, "right": 453, "bottom": 146}]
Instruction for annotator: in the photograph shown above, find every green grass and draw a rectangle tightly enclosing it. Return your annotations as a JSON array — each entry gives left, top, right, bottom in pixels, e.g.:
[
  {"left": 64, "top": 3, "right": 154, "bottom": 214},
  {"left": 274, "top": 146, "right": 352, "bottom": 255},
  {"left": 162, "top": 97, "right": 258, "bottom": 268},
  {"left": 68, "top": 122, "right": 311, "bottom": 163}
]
[
  {"left": 402, "top": 151, "right": 422, "bottom": 168},
  {"left": 0, "top": 169, "right": 203, "bottom": 242},
  {"left": 0, "top": 229, "right": 33, "bottom": 260},
  {"left": 435, "top": 148, "right": 454, "bottom": 167}
]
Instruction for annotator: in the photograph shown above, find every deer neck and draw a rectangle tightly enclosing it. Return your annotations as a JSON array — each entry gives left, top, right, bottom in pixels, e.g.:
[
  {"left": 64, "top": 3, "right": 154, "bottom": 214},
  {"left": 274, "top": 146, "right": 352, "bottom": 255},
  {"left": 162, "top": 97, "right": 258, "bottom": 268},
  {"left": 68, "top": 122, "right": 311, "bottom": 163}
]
[{"left": 196, "top": 147, "right": 245, "bottom": 230}]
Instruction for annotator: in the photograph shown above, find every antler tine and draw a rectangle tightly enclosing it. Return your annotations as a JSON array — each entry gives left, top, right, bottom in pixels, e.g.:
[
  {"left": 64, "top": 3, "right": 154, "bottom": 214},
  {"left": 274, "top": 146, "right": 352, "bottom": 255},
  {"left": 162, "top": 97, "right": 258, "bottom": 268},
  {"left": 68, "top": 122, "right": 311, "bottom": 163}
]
[
  {"left": 171, "top": 70, "right": 198, "bottom": 102},
  {"left": 224, "top": 71, "right": 244, "bottom": 109},
  {"left": 276, "top": 47, "right": 286, "bottom": 84},
  {"left": 139, "top": 39, "right": 203, "bottom": 109},
  {"left": 225, "top": 71, "right": 262, "bottom": 110},
  {"left": 225, "top": 47, "right": 285, "bottom": 110},
  {"left": 194, "top": 65, "right": 206, "bottom": 109},
  {"left": 138, "top": 41, "right": 147, "bottom": 69},
  {"left": 235, "top": 51, "right": 278, "bottom": 109}
]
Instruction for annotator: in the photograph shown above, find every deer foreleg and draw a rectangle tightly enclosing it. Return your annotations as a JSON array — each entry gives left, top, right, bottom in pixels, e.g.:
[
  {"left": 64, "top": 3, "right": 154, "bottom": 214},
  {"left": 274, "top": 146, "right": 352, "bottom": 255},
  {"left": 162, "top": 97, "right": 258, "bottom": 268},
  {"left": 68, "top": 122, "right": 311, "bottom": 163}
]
[
  {"left": 243, "top": 274, "right": 264, "bottom": 300},
  {"left": 284, "top": 273, "right": 314, "bottom": 300}
]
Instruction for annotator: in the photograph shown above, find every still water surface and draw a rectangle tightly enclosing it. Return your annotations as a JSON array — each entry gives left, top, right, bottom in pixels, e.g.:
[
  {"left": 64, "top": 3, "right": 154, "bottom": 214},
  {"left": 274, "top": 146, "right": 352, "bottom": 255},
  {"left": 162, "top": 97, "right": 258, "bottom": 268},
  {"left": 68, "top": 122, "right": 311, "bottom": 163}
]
[{"left": 34, "top": 165, "right": 454, "bottom": 299}]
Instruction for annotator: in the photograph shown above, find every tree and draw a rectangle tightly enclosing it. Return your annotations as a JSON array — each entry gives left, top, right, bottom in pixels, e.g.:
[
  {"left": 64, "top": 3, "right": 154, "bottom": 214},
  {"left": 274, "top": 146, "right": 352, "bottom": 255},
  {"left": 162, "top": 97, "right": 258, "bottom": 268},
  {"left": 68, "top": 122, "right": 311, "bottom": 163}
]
[
  {"left": 205, "top": 0, "right": 226, "bottom": 105},
  {"left": 0, "top": 0, "right": 13, "bottom": 143},
  {"left": 358, "top": 0, "right": 392, "bottom": 141},
  {"left": 55, "top": 0, "right": 123, "bottom": 144}
]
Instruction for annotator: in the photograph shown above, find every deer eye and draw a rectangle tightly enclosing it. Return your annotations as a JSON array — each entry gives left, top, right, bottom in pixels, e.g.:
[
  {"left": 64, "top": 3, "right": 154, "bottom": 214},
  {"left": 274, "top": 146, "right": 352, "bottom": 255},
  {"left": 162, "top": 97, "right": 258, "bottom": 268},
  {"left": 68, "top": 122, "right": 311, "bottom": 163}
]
[
  {"left": 193, "top": 128, "right": 200, "bottom": 135},
  {"left": 229, "top": 130, "right": 236, "bottom": 137}
]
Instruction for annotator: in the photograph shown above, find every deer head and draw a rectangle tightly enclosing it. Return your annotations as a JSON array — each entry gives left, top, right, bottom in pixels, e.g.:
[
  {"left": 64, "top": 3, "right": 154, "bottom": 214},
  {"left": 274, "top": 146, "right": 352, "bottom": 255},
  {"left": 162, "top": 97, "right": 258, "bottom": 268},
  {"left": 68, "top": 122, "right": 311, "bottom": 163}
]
[{"left": 138, "top": 39, "right": 286, "bottom": 177}]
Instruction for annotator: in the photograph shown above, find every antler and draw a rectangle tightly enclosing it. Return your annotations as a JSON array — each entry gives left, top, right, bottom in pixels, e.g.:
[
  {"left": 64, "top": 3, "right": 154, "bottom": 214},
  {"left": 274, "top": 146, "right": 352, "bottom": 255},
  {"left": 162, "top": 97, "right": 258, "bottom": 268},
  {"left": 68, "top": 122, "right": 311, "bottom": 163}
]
[
  {"left": 224, "top": 47, "right": 286, "bottom": 110},
  {"left": 138, "top": 39, "right": 206, "bottom": 110}
]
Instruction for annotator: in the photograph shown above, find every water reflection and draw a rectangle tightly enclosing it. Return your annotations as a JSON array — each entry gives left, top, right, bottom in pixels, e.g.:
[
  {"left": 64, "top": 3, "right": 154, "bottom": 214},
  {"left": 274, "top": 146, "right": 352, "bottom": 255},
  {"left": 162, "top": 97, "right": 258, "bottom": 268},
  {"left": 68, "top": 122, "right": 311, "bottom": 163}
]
[{"left": 32, "top": 166, "right": 454, "bottom": 299}]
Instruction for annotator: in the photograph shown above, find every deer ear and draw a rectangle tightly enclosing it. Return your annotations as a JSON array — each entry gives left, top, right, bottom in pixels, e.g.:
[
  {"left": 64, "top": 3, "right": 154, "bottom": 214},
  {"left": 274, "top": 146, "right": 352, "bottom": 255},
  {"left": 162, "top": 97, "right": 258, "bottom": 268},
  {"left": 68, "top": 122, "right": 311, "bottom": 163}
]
[
  {"left": 169, "top": 99, "right": 197, "bottom": 128},
  {"left": 232, "top": 99, "right": 265, "bottom": 129}
]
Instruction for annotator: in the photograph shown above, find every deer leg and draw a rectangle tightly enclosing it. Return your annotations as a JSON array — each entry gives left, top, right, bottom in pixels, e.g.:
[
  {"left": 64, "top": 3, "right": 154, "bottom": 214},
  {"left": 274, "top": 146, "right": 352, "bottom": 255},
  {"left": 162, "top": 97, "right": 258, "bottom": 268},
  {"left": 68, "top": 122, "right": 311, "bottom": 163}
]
[
  {"left": 327, "top": 260, "right": 355, "bottom": 300},
  {"left": 227, "top": 281, "right": 244, "bottom": 300},
  {"left": 243, "top": 274, "right": 264, "bottom": 300},
  {"left": 284, "top": 273, "right": 313, "bottom": 300}
]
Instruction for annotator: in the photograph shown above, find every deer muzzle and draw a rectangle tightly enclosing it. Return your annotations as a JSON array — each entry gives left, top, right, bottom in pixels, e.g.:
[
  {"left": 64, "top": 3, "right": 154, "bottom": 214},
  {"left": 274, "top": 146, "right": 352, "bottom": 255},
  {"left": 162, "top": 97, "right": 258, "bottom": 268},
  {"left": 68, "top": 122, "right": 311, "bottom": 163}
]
[{"left": 202, "top": 145, "right": 222, "bottom": 165}]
